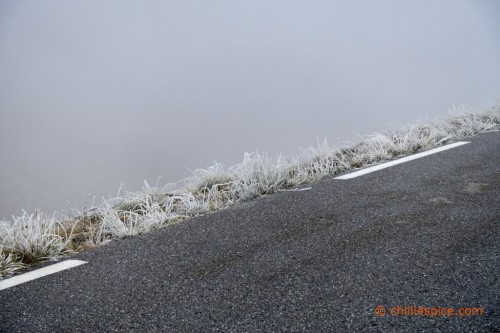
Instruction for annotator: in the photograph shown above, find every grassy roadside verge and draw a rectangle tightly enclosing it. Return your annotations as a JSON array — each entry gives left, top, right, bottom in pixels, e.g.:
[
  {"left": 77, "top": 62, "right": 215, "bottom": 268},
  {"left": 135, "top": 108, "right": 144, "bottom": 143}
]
[{"left": 1, "top": 104, "right": 499, "bottom": 278}]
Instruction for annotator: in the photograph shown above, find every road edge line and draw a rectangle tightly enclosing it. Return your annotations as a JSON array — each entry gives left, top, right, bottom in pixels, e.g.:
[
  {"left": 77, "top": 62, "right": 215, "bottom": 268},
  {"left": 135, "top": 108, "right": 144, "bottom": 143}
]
[
  {"left": 0, "top": 259, "right": 87, "bottom": 291},
  {"left": 334, "top": 141, "right": 471, "bottom": 180}
]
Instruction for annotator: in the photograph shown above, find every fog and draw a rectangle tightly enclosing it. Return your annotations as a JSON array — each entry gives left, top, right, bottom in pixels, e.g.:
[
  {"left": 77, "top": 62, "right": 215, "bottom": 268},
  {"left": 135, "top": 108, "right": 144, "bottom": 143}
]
[{"left": 1, "top": 0, "right": 499, "bottom": 218}]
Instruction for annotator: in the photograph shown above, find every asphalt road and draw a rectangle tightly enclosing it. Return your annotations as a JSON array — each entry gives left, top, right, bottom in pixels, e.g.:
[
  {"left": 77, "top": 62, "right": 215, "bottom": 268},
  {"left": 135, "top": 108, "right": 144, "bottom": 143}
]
[{"left": 1, "top": 131, "right": 499, "bottom": 332}]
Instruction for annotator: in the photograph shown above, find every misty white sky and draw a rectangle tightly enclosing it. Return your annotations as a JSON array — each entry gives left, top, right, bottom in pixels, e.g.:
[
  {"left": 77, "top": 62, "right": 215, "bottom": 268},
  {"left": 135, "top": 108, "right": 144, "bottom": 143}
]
[{"left": 0, "top": 0, "right": 499, "bottom": 218}]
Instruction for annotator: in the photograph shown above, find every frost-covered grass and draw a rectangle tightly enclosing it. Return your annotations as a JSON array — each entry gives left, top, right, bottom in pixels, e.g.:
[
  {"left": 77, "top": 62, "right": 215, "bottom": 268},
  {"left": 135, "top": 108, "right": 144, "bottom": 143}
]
[
  {"left": 1, "top": 104, "right": 499, "bottom": 278},
  {"left": 0, "top": 211, "right": 76, "bottom": 278}
]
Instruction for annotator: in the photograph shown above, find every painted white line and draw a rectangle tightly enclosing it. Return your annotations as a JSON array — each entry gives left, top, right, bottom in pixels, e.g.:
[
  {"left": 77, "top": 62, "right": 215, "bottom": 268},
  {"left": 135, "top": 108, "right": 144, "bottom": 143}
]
[
  {"left": 334, "top": 141, "right": 470, "bottom": 180},
  {"left": 0, "top": 259, "right": 87, "bottom": 291},
  {"left": 277, "top": 187, "right": 312, "bottom": 192}
]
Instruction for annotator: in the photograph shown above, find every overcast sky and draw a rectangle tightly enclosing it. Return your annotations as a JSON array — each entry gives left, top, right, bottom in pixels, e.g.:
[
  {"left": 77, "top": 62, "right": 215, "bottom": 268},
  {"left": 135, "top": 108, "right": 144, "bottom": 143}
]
[{"left": 0, "top": 0, "right": 499, "bottom": 218}]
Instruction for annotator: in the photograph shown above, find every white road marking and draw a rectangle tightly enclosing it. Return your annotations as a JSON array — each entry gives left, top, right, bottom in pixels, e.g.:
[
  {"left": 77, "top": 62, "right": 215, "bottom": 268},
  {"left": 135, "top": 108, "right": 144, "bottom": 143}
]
[
  {"left": 277, "top": 187, "right": 312, "bottom": 192},
  {"left": 334, "top": 141, "right": 470, "bottom": 180},
  {"left": 0, "top": 259, "right": 87, "bottom": 291}
]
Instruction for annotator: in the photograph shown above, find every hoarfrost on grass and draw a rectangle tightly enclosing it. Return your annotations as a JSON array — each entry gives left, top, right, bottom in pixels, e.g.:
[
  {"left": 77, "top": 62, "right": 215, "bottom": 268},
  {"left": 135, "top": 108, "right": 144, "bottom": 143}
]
[
  {"left": 1, "top": 104, "right": 499, "bottom": 277},
  {"left": 0, "top": 211, "right": 74, "bottom": 265}
]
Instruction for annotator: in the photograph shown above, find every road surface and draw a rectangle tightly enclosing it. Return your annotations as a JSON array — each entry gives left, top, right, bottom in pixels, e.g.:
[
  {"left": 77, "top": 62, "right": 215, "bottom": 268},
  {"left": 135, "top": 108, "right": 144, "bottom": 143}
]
[{"left": 1, "top": 131, "right": 499, "bottom": 332}]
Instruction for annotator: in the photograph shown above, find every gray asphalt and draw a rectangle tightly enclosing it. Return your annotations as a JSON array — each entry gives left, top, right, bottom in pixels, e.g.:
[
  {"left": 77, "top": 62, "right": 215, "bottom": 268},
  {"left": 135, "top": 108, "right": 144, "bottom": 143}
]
[{"left": 1, "top": 131, "right": 499, "bottom": 332}]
